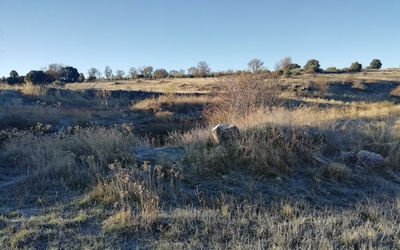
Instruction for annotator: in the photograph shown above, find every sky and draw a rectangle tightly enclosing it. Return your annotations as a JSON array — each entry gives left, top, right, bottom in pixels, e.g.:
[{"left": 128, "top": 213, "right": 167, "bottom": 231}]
[{"left": 0, "top": 0, "right": 399, "bottom": 77}]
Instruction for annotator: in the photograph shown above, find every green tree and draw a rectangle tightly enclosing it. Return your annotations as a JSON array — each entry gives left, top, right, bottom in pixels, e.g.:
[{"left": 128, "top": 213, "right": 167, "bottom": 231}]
[
  {"left": 60, "top": 66, "right": 80, "bottom": 82},
  {"left": 369, "top": 59, "right": 382, "bottom": 69},
  {"left": 9, "top": 70, "right": 18, "bottom": 78},
  {"left": 6, "top": 70, "right": 23, "bottom": 84},
  {"left": 25, "top": 70, "right": 47, "bottom": 84},
  {"left": 349, "top": 61, "right": 362, "bottom": 72},
  {"left": 303, "top": 59, "right": 321, "bottom": 73},
  {"left": 325, "top": 67, "right": 339, "bottom": 73}
]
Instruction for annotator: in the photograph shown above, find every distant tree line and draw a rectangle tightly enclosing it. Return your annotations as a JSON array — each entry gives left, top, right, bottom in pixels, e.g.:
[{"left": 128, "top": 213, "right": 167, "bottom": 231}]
[{"left": 0, "top": 58, "right": 384, "bottom": 85}]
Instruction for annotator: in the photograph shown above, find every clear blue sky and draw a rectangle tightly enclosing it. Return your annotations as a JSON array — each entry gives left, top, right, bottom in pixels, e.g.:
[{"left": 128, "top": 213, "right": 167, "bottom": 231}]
[{"left": 1, "top": 0, "right": 399, "bottom": 77}]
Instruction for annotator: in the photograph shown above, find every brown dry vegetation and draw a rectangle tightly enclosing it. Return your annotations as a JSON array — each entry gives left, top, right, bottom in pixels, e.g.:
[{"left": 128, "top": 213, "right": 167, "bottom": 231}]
[{"left": 1, "top": 69, "right": 400, "bottom": 249}]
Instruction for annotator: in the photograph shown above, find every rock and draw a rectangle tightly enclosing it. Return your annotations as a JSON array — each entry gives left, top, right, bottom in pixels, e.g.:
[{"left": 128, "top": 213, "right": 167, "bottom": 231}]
[
  {"left": 212, "top": 124, "right": 240, "bottom": 145},
  {"left": 215, "top": 145, "right": 227, "bottom": 154},
  {"left": 357, "top": 150, "right": 384, "bottom": 168},
  {"left": 340, "top": 151, "right": 357, "bottom": 166}
]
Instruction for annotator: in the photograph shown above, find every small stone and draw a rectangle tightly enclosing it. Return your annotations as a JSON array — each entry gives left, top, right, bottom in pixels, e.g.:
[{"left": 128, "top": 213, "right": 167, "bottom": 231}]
[{"left": 215, "top": 146, "right": 227, "bottom": 154}]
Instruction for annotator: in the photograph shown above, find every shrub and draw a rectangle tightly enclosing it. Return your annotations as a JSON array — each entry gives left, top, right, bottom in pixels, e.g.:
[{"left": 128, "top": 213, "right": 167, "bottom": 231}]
[
  {"left": 349, "top": 62, "right": 362, "bottom": 72},
  {"left": 325, "top": 67, "right": 339, "bottom": 73},
  {"left": 303, "top": 59, "right": 321, "bottom": 73},
  {"left": 369, "top": 59, "right": 382, "bottom": 69},
  {"left": 204, "top": 73, "right": 284, "bottom": 124}
]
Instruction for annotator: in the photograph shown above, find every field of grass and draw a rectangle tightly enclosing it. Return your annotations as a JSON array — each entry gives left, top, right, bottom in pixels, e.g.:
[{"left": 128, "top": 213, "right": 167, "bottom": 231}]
[{"left": 1, "top": 69, "right": 400, "bottom": 249}]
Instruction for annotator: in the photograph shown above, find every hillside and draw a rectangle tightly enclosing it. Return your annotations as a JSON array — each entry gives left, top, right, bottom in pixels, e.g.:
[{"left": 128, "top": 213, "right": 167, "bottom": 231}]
[{"left": 1, "top": 69, "right": 400, "bottom": 249}]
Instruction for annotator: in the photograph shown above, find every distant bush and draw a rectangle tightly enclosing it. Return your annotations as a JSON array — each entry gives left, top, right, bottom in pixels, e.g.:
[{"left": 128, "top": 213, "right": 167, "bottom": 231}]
[
  {"left": 325, "top": 67, "right": 339, "bottom": 73},
  {"left": 290, "top": 68, "right": 302, "bottom": 76},
  {"left": 341, "top": 67, "right": 349, "bottom": 73},
  {"left": 369, "top": 59, "right": 382, "bottom": 69},
  {"left": 205, "top": 73, "right": 284, "bottom": 123},
  {"left": 303, "top": 59, "right": 321, "bottom": 73},
  {"left": 349, "top": 62, "right": 362, "bottom": 72}
]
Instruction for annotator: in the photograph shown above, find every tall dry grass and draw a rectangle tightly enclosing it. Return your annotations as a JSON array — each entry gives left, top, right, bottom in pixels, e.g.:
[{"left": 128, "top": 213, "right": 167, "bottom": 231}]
[{"left": 1, "top": 124, "right": 138, "bottom": 190}]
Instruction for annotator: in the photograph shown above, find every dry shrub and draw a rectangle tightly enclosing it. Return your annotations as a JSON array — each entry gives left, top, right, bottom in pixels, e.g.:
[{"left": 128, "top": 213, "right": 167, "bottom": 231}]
[
  {"left": 132, "top": 94, "right": 211, "bottom": 114},
  {"left": 204, "top": 73, "right": 284, "bottom": 124},
  {"left": 88, "top": 161, "right": 173, "bottom": 232},
  {"left": 360, "top": 115, "right": 400, "bottom": 170},
  {"left": 343, "top": 75, "right": 356, "bottom": 84},
  {"left": 21, "top": 83, "right": 47, "bottom": 96},
  {"left": 309, "top": 76, "right": 331, "bottom": 94},
  {"left": 351, "top": 80, "right": 366, "bottom": 90},
  {"left": 390, "top": 85, "right": 400, "bottom": 97},
  {"left": 182, "top": 124, "right": 324, "bottom": 177},
  {"left": 320, "top": 162, "right": 350, "bottom": 181},
  {"left": 1, "top": 124, "right": 138, "bottom": 189}
]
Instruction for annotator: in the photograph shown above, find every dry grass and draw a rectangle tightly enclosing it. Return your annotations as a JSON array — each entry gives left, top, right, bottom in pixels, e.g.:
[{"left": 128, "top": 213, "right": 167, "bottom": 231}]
[
  {"left": 132, "top": 94, "right": 212, "bottom": 114},
  {"left": 2, "top": 69, "right": 400, "bottom": 248},
  {"left": 64, "top": 77, "right": 216, "bottom": 93}
]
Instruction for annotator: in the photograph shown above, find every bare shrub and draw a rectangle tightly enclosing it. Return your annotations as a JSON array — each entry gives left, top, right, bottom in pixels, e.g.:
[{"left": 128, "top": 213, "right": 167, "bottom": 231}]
[
  {"left": 390, "top": 85, "right": 400, "bottom": 97},
  {"left": 309, "top": 76, "right": 331, "bottom": 94},
  {"left": 360, "top": 115, "right": 400, "bottom": 170},
  {"left": 204, "top": 73, "right": 284, "bottom": 124},
  {"left": 352, "top": 80, "right": 366, "bottom": 90}
]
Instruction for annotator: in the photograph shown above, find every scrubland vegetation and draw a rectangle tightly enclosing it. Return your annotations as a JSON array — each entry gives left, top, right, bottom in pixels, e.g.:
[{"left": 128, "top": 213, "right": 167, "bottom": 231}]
[{"left": 1, "top": 68, "right": 400, "bottom": 249}]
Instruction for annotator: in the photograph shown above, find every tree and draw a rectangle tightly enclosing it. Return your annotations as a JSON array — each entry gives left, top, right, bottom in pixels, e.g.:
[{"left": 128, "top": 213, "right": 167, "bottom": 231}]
[
  {"left": 274, "top": 57, "right": 292, "bottom": 71},
  {"left": 325, "top": 67, "right": 339, "bottom": 73},
  {"left": 78, "top": 73, "right": 85, "bottom": 82},
  {"left": 248, "top": 58, "right": 264, "bottom": 73},
  {"left": 369, "top": 59, "right": 382, "bottom": 69},
  {"left": 59, "top": 66, "right": 80, "bottom": 82},
  {"left": 87, "top": 68, "right": 100, "bottom": 81},
  {"left": 303, "top": 59, "right": 321, "bottom": 73},
  {"left": 349, "top": 61, "right": 362, "bottom": 72},
  {"left": 142, "top": 66, "right": 153, "bottom": 79},
  {"left": 197, "top": 61, "right": 210, "bottom": 78},
  {"left": 115, "top": 69, "right": 125, "bottom": 80},
  {"left": 25, "top": 70, "right": 47, "bottom": 84},
  {"left": 104, "top": 66, "right": 113, "bottom": 80},
  {"left": 95, "top": 70, "right": 102, "bottom": 81},
  {"left": 6, "top": 70, "right": 23, "bottom": 85},
  {"left": 45, "top": 63, "right": 64, "bottom": 80},
  {"left": 9, "top": 70, "right": 18, "bottom": 78},
  {"left": 187, "top": 67, "right": 197, "bottom": 76},
  {"left": 154, "top": 68, "right": 168, "bottom": 79},
  {"left": 129, "top": 67, "right": 137, "bottom": 79},
  {"left": 169, "top": 70, "right": 179, "bottom": 76}
]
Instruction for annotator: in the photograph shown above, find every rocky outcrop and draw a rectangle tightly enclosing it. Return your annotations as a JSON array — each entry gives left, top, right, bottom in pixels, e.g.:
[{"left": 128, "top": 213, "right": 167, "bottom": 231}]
[
  {"left": 357, "top": 150, "right": 384, "bottom": 168},
  {"left": 339, "top": 150, "right": 385, "bottom": 168},
  {"left": 212, "top": 124, "right": 240, "bottom": 145}
]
